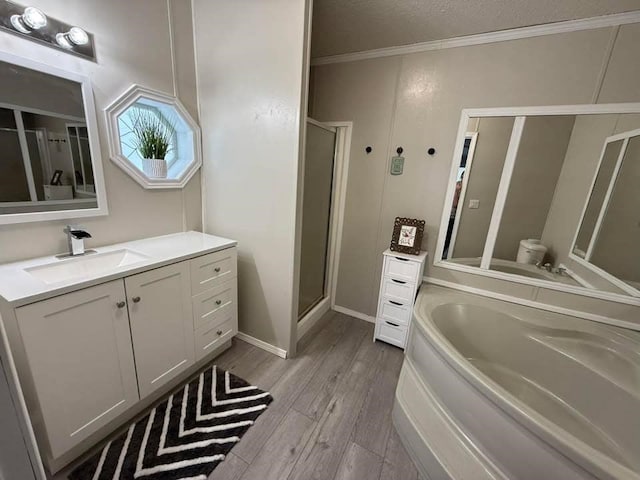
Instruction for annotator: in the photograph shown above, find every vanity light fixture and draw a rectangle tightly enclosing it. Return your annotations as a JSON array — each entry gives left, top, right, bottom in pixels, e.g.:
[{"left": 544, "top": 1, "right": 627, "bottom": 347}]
[
  {"left": 9, "top": 6, "right": 46, "bottom": 33},
  {"left": 0, "top": 0, "right": 96, "bottom": 61},
  {"left": 56, "top": 26, "right": 89, "bottom": 48}
]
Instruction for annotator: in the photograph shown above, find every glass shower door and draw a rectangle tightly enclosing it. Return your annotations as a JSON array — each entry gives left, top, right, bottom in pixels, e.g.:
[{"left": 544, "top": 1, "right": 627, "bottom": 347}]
[{"left": 298, "top": 120, "right": 337, "bottom": 319}]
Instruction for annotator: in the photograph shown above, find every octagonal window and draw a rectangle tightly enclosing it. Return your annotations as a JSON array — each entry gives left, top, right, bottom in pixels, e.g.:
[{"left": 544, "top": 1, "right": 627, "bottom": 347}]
[{"left": 105, "top": 85, "right": 201, "bottom": 189}]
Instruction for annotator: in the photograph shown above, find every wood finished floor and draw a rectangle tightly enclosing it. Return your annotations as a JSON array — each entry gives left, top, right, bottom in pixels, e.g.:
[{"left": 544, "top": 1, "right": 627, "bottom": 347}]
[{"left": 56, "top": 312, "right": 419, "bottom": 480}]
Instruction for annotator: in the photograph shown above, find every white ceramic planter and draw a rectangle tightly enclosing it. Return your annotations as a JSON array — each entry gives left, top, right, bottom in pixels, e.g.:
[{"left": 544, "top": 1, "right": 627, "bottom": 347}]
[{"left": 142, "top": 158, "right": 167, "bottom": 179}]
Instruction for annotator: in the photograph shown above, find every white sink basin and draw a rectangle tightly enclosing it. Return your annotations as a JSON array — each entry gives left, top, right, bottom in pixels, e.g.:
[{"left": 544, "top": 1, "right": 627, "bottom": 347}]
[{"left": 25, "top": 249, "right": 151, "bottom": 285}]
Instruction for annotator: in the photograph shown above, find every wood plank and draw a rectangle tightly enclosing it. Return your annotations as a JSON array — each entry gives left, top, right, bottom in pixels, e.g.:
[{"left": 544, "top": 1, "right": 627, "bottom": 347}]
[
  {"left": 231, "top": 314, "right": 351, "bottom": 463},
  {"left": 334, "top": 442, "right": 383, "bottom": 480},
  {"left": 292, "top": 316, "right": 370, "bottom": 420},
  {"left": 287, "top": 332, "right": 385, "bottom": 480},
  {"left": 215, "top": 338, "right": 257, "bottom": 370},
  {"left": 379, "top": 428, "right": 419, "bottom": 480},
  {"left": 352, "top": 342, "right": 404, "bottom": 456},
  {"left": 208, "top": 452, "right": 248, "bottom": 480},
  {"left": 239, "top": 409, "right": 316, "bottom": 480}
]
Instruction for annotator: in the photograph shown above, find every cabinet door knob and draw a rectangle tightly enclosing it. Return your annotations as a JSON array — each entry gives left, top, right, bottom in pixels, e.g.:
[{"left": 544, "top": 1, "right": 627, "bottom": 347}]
[
  {"left": 216, "top": 330, "right": 223, "bottom": 336},
  {"left": 116, "top": 301, "right": 126, "bottom": 309},
  {"left": 214, "top": 267, "right": 221, "bottom": 273},
  {"left": 215, "top": 300, "right": 222, "bottom": 306},
  {"left": 132, "top": 296, "right": 141, "bottom": 303}
]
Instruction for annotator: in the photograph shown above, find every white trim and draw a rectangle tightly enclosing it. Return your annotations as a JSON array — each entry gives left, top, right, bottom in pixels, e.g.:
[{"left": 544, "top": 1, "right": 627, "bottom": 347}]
[
  {"left": 324, "top": 121, "right": 353, "bottom": 310},
  {"left": 297, "top": 297, "right": 331, "bottom": 341},
  {"left": 423, "top": 276, "right": 640, "bottom": 331},
  {"left": 306, "top": 117, "right": 336, "bottom": 133},
  {"left": 570, "top": 254, "right": 640, "bottom": 298},
  {"left": 481, "top": 117, "right": 525, "bottom": 269},
  {"left": 13, "top": 109, "right": 38, "bottom": 202},
  {"left": 235, "top": 332, "right": 288, "bottom": 359},
  {"left": 104, "top": 84, "right": 203, "bottom": 190},
  {"left": 557, "top": 263, "right": 596, "bottom": 291},
  {"left": 0, "top": 101, "right": 84, "bottom": 123},
  {"left": 0, "top": 51, "right": 108, "bottom": 225},
  {"left": 332, "top": 305, "right": 376, "bottom": 324},
  {"left": 311, "top": 11, "right": 640, "bottom": 66},
  {"left": 446, "top": 132, "right": 477, "bottom": 260}
]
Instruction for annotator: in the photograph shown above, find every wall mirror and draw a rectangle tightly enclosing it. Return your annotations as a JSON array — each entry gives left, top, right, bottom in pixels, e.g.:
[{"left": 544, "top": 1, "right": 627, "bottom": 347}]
[
  {"left": 0, "top": 52, "right": 107, "bottom": 224},
  {"left": 436, "top": 104, "right": 640, "bottom": 304}
]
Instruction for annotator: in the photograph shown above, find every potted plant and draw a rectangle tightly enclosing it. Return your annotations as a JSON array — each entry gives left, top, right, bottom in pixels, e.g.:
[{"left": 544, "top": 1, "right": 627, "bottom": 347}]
[{"left": 130, "top": 108, "right": 175, "bottom": 179}]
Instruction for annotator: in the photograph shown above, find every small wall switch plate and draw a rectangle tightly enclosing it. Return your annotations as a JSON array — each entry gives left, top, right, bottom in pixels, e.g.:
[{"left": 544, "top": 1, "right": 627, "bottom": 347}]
[
  {"left": 469, "top": 199, "right": 480, "bottom": 209},
  {"left": 390, "top": 156, "right": 405, "bottom": 175}
]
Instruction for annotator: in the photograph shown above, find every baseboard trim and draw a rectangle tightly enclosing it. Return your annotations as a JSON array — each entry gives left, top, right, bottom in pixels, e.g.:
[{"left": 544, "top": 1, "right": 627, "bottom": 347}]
[
  {"left": 297, "top": 297, "right": 331, "bottom": 341},
  {"left": 235, "top": 332, "right": 288, "bottom": 359},
  {"left": 332, "top": 305, "right": 376, "bottom": 323},
  {"left": 312, "top": 11, "right": 640, "bottom": 65},
  {"left": 423, "top": 276, "right": 639, "bottom": 331}
]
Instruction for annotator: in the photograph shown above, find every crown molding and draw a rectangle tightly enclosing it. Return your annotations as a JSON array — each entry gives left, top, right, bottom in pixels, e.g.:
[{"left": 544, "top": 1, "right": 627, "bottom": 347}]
[{"left": 311, "top": 10, "right": 640, "bottom": 66}]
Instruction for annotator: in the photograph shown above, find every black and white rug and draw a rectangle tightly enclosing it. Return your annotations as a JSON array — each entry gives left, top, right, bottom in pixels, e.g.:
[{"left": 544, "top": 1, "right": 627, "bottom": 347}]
[{"left": 69, "top": 366, "right": 272, "bottom": 480}]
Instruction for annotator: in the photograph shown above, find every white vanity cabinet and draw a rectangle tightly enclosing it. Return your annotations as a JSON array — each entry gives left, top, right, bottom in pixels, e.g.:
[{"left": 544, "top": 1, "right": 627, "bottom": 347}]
[
  {"left": 15, "top": 280, "right": 139, "bottom": 459},
  {"left": 125, "top": 262, "right": 195, "bottom": 399},
  {"left": 374, "top": 249, "right": 428, "bottom": 349},
  {"left": 0, "top": 233, "right": 238, "bottom": 473}
]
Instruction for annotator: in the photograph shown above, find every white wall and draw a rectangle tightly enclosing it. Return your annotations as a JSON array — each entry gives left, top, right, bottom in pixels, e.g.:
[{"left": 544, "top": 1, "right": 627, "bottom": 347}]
[
  {"left": 312, "top": 22, "right": 640, "bottom": 321},
  {"left": 193, "top": 0, "right": 310, "bottom": 354},
  {"left": 0, "top": 0, "right": 202, "bottom": 263}
]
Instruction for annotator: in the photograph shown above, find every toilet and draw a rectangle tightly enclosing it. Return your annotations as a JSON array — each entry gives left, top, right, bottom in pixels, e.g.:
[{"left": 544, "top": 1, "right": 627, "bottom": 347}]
[{"left": 516, "top": 239, "right": 547, "bottom": 264}]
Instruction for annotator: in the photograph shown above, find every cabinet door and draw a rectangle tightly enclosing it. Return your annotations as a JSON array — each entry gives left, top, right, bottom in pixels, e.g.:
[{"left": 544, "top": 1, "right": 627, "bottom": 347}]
[
  {"left": 15, "top": 280, "right": 138, "bottom": 459},
  {"left": 125, "top": 262, "right": 194, "bottom": 399}
]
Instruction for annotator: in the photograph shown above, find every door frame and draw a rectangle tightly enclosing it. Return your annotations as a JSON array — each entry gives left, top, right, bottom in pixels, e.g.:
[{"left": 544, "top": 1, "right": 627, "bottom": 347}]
[{"left": 297, "top": 119, "right": 353, "bottom": 340}]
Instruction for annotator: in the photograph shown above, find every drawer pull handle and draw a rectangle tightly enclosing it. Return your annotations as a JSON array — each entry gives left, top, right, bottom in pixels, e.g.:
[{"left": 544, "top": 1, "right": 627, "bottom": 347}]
[
  {"left": 132, "top": 296, "right": 141, "bottom": 303},
  {"left": 389, "top": 300, "right": 403, "bottom": 306},
  {"left": 391, "top": 279, "right": 406, "bottom": 284},
  {"left": 216, "top": 330, "right": 223, "bottom": 336},
  {"left": 215, "top": 300, "right": 222, "bottom": 306},
  {"left": 385, "top": 321, "right": 400, "bottom": 327},
  {"left": 395, "top": 257, "right": 409, "bottom": 262},
  {"left": 116, "top": 301, "right": 126, "bottom": 309},
  {"left": 214, "top": 267, "right": 221, "bottom": 273}
]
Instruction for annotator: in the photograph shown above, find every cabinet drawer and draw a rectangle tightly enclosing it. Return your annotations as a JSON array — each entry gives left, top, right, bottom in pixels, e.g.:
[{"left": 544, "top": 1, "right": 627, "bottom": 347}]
[
  {"left": 376, "top": 321, "right": 407, "bottom": 348},
  {"left": 379, "top": 296, "right": 412, "bottom": 325},
  {"left": 192, "top": 280, "right": 237, "bottom": 330},
  {"left": 380, "top": 277, "right": 415, "bottom": 303},
  {"left": 190, "top": 248, "right": 237, "bottom": 296},
  {"left": 195, "top": 317, "right": 237, "bottom": 361},
  {"left": 384, "top": 256, "right": 420, "bottom": 282}
]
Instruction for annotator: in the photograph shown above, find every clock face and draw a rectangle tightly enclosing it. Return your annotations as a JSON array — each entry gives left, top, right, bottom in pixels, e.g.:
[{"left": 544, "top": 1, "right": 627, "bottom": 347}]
[{"left": 399, "top": 225, "right": 417, "bottom": 246}]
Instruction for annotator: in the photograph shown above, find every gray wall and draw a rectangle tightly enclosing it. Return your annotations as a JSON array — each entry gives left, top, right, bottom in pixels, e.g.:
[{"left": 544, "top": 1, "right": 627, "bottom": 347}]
[
  {"left": 453, "top": 117, "right": 513, "bottom": 258},
  {"left": 494, "top": 115, "right": 575, "bottom": 261},
  {"left": 193, "top": 0, "right": 310, "bottom": 354},
  {"left": 0, "top": 0, "right": 202, "bottom": 263},
  {"left": 312, "top": 22, "right": 640, "bottom": 323}
]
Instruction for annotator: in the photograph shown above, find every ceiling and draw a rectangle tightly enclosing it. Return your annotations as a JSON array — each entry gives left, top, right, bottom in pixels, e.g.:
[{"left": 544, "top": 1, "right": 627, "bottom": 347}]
[{"left": 311, "top": 0, "right": 640, "bottom": 58}]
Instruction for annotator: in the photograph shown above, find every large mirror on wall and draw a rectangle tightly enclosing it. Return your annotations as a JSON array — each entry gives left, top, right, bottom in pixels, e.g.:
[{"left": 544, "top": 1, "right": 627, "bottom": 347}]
[
  {"left": 436, "top": 105, "right": 640, "bottom": 301},
  {"left": 0, "top": 53, "right": 106, "bottom": 224}
]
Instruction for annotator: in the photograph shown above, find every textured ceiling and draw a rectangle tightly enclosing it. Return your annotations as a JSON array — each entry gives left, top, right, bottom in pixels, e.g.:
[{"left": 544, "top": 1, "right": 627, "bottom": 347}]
[{"left": 311, "top": 0, "right": 640, "bottom": 57}]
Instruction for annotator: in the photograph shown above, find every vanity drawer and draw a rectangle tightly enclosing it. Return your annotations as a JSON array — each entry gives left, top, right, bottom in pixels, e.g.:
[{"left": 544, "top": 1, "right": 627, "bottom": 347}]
[
  {"left": 192, "top": 280, "right": 237, "bottom": 330},
  {"left": 376, "top": 321, "right": 407, "bottom": 348},
  {"left": 380, "top": 277, "right": 415, "bottom": 303},
  {"left": 384, "top": 256, "right": 420, "bottom": 282},
  {"left": 195, "top": 317, "right": 237, "bottom": 361},
  {"left": 378, "top": 296, "right": 412, "bottom": 325},
  {"left": 190, "top": 248, "right": 237, "bottom": 295}
]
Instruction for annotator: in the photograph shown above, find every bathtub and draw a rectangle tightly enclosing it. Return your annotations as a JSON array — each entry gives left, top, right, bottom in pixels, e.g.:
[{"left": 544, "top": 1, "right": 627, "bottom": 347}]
[
  {"left": 451, "top": 257, "right": 581, "bottom": 286},
  {"left": 393, "top": 285, "right": 640, "bottom": 480}
]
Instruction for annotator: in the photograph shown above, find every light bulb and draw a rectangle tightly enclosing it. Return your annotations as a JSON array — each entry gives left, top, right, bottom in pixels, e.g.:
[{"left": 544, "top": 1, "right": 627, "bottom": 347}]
[
  {"left": 56, "top": 27, "right": 89, "bottom": 48},
  {"left": 10, "top": 6, "right": 47, "bottom": 33}
]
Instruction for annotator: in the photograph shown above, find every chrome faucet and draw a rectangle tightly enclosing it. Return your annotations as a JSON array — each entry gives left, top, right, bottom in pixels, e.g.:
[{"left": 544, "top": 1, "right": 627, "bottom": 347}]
[
  {"left": 64, "top": 225, "right": 92, "bottom": 256},
  {"left": 535, "top": 261, "right": 553, "bottom": 272}
]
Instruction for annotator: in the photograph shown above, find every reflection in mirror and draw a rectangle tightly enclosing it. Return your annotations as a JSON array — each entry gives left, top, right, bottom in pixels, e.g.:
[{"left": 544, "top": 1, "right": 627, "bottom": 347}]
[
  {"left": 576, "top": 130, "right": 640, "bottom": 294},
  {"left": 0, "top": 60, "right": 97, "bottom": 215},
  {"left": 439, "top": 109, "right": 640, "bottom": 298}
]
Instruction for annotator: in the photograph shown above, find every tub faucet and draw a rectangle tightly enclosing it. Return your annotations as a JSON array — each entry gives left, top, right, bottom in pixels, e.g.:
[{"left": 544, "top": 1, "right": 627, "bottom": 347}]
[{"left": 64, "top": 225, "right": 92, "bottom": 256}]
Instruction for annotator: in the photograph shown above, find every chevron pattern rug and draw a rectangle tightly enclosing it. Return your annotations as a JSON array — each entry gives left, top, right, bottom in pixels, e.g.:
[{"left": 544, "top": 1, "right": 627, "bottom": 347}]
[{"left": 69, "top": 366, "right": 272, "bottom": 480}]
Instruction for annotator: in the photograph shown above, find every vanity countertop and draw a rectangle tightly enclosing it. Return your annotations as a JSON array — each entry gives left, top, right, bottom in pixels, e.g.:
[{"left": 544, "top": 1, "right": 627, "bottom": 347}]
[{"left": 0, "top": 231, "right": 236, "bottom": 307}]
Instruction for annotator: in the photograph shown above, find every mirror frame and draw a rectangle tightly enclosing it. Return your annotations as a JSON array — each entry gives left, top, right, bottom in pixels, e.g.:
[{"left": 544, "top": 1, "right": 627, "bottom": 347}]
[
  {"left": 0, "top": 51, "right": 107, "bottom": 225},
  {"left": 434, "top": 103, "right": 640, "bottom": 307}
]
